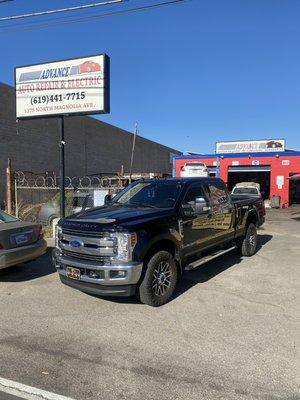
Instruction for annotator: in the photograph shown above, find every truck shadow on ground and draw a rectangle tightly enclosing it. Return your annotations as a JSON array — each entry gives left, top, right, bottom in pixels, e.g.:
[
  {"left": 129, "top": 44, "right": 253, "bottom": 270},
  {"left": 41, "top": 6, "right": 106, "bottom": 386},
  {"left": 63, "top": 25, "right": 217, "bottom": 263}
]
[
  {"left": 291, "top": 216, "right": 300, "bottom": 221},
  {"left": 173, "top": 233, "right": 272, "bottom": 302},
  {"left": 0, "top": 247, "right": 56, "bottom": 282},
  {"left": 104, "top": 233, "right": 273, "bottom": 305}
]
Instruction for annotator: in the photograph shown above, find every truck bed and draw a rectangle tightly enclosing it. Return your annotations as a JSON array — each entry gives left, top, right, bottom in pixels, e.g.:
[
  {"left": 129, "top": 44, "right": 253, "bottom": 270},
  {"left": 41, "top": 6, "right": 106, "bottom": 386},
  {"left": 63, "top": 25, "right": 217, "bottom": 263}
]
[{"left": 231, "top": 194, "right": 265, "bottom": 226}]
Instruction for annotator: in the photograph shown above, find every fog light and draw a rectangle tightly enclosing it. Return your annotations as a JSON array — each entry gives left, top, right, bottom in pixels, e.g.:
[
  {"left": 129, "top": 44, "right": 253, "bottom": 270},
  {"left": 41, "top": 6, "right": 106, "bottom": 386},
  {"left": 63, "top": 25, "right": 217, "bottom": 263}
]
[
  {"left": 55, "top": 263, "right": 62, "bottom": 270},
  {"left": 110, "top": 270, "right": 127, "bottom": 279},
  {"left": 88, "top": 270, "right": 104, "bottom": 279}
]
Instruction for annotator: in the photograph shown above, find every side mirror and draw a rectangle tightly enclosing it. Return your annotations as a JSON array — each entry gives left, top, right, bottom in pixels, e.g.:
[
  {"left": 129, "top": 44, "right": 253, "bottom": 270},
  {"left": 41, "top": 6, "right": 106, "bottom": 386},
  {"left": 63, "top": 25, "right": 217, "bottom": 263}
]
[
  {"left": 195, "top": 197, "right": 211, "bottom": 214},
  {"left": 181, "top": 197, "right": 211, "bottom": 218},
  {"left": 104, "top": 194, "right": 112, "bottom": 205}
]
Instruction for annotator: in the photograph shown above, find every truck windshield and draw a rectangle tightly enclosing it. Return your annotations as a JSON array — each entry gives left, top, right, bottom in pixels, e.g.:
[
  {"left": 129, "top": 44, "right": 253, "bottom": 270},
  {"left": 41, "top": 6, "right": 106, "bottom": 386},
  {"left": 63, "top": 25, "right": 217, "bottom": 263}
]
[{"left": 111, "top": 181, "right": 183, "bottom": 208}]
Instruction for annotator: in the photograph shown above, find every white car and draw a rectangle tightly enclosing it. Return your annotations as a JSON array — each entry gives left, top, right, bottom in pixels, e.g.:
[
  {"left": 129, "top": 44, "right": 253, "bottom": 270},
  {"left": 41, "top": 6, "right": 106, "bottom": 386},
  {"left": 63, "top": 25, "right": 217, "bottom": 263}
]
[
  {"left": 180, "top": 162, "right": 209, "bottom": 177},
  {"left": 231, "top": 182, "right": 261, "bottom": 197}
]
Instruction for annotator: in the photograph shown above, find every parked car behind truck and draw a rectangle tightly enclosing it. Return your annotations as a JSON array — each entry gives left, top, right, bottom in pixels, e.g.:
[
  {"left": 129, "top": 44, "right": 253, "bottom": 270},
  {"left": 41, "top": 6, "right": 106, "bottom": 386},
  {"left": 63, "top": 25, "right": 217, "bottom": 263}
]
[
  {"left": 38, "top": 191, "right": 93, "bottom": 226},
  {"left": 231, "top": 182, "right": 262, "bottom": 197},
  {"left": 53, "top": 178, "right": 265, "bottom": 306},
  {"left": 180, "top": 162, "right": 209, "bottom": 177}
]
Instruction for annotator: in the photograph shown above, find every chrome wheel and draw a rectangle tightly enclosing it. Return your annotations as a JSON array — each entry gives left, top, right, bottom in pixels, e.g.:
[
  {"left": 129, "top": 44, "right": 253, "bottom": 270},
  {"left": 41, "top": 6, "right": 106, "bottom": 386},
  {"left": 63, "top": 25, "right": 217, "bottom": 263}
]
[
  {"left": 152, "top": 261, "right": 172, "bottom": 296},
  {"left": 249, "top": 234, "right": 256, "bottom": 247}
]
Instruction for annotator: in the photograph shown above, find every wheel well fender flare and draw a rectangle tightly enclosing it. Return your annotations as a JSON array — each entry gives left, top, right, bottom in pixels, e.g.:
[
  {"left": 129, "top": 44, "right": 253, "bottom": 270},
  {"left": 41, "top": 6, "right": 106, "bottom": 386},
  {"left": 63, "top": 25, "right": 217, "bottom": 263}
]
[
  {"left": 246, "top": 209, "right": 258, "bottom": 227},
  {"left": 140, "top": 234, "right": 182, "bottom": 275}
]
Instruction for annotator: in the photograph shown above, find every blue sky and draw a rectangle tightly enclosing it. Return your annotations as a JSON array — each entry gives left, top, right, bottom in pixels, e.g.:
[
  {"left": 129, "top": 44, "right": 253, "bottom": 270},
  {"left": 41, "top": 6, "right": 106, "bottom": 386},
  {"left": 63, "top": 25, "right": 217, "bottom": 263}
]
[{"left": 1, "top": 0, "right": 300, "bottom": 153}]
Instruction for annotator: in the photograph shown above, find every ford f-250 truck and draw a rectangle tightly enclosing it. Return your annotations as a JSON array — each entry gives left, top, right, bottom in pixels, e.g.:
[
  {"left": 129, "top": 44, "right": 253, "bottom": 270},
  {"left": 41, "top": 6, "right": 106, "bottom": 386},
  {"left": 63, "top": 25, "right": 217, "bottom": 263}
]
[{"left": 53, "top": 178, "right": 265, "bottom": 306}]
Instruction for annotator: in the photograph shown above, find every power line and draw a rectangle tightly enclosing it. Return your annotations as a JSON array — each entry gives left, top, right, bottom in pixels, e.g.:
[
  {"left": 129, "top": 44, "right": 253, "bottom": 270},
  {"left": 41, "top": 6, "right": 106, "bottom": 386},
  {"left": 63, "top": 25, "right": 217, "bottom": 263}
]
[
  {"left": 0, "top": 0, "right": 187, "bottom": 33},
  {"left": 0, "top": 0, "right": 124, "bottom": 21}
]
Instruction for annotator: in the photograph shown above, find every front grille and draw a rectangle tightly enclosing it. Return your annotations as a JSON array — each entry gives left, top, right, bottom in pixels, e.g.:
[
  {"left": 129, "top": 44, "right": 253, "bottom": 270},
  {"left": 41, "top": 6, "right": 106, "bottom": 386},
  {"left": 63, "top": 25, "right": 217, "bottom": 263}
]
[
  {"left": 62, "top": 228, "right": 105, "bottom": 238},
  {"left": 62, "top": 250, "right": 111, "bottom": 264}
]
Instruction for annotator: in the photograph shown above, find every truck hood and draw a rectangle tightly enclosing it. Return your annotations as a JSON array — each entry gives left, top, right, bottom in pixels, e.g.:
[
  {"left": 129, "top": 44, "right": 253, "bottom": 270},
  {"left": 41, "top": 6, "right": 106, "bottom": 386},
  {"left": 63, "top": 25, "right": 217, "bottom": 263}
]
[{"left": 60, "top": 205, "right": 176, "bottom": 232}]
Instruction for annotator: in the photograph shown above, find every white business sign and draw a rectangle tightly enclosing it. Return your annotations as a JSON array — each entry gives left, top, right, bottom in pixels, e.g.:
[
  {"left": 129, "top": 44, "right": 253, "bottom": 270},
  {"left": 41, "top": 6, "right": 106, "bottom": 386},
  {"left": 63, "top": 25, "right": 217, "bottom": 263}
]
[
  {"left": 15, "top": 54, "right": 110, "bottom": 118},
  {"left": 276, "top": 176, "right": 284, "bottom": 189},
  {"left": 216, "top": 139, "right": 285, "bottom": 154}
]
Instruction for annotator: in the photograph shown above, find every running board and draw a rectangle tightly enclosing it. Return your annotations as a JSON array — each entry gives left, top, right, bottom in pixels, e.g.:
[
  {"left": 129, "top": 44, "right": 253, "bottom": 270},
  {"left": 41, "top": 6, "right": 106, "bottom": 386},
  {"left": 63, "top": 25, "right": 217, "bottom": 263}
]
[{"left": 185, "top": 246, "right": 237, "bottom": 271}]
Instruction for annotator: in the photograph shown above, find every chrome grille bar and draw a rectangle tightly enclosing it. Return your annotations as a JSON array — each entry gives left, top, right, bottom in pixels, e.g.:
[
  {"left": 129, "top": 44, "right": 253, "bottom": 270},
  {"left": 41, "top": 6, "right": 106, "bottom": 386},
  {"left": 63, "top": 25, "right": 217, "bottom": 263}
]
[
  {"left": 61, "top": 228, "right": 105, "bottom": 238},
  {"left": 62, "top": 250, "right": 111, "bottom": 263}
]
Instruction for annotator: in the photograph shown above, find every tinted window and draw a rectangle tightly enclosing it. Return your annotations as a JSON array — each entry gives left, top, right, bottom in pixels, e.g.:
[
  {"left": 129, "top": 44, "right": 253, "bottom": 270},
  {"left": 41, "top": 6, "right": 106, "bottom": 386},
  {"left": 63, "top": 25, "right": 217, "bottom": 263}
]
[
  {"left": 183, "top": 185, "right": 207, "bottom": 208},
  {"left": 233, "top": 188, "right": 259, "bottom": 195}
]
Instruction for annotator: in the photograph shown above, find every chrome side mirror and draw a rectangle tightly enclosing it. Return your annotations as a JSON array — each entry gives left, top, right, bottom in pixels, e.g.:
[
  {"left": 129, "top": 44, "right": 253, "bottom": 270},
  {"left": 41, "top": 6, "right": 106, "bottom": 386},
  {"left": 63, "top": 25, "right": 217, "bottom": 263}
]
[{"left": 195, "top": 197, "right": 211, "bottom": 214}]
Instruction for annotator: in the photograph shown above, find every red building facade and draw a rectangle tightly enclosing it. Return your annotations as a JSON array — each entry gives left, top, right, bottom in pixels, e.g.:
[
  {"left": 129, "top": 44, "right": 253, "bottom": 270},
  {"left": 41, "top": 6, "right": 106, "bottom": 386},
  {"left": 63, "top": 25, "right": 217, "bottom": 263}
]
[{"left": 173, "top": 150, "right": 300, "bottom": 208}]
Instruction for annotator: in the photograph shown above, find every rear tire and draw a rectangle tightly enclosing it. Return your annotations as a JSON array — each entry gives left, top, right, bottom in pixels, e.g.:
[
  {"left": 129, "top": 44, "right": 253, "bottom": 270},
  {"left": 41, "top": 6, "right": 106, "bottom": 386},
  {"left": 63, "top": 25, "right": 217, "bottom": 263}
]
[
  {"left": 138, "top": 251, "right": 178, "bottom": 307},
  {"left": 236, "top": 223, "right": 257, "bottom": 257}
]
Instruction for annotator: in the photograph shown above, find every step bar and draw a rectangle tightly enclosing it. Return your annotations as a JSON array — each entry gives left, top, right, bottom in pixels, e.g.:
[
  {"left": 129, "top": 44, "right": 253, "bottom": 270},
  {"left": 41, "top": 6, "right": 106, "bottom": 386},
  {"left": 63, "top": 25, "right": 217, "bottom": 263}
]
[{"left": 185, "top": 246, "right": 237, "bottom": 271}]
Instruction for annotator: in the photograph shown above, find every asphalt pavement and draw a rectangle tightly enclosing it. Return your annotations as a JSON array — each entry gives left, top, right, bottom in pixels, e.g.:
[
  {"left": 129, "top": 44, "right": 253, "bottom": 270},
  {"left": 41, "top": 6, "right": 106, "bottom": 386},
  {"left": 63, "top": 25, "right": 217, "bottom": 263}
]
[
  {"left": 0, "top": 208, "right": 299, "bottom": 400},
  {"left": 0, "top": 393, "right": 21, "bottom": 400}
]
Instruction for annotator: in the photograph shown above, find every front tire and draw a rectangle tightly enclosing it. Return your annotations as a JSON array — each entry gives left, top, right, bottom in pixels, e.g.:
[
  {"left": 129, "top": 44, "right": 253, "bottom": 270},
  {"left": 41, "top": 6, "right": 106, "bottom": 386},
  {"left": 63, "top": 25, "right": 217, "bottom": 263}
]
[
  {"left": 138, "top": 251, "right": 178, "bottom": 307},
  {"left": 237, "top": 223, "right": 257, "bottom": 257}
]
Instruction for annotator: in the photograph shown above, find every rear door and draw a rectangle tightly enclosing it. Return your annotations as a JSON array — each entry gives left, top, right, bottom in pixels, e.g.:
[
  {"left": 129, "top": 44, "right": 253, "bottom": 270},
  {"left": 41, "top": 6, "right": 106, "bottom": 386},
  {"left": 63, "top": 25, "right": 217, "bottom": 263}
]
[
  {"left": 204, "top": 180, "right": 235, "bottom": 245},
  {"left": 181, "top": 183, "right": 214, "bottom": 257}
]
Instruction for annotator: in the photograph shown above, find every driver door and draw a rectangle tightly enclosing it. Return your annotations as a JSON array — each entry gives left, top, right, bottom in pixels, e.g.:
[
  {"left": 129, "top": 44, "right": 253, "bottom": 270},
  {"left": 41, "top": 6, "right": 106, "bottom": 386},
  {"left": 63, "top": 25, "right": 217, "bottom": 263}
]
[{"left": 181, "top": 184, "right": 213, "bottom": 258}]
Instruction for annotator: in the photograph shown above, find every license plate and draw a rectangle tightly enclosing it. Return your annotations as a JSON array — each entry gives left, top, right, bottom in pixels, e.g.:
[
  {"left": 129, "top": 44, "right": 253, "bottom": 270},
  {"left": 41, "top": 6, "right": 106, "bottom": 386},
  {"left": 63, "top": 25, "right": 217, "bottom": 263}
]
[
  {"left": 15, "top": 233, "right": 29, "bottom": 245},
  {"left": 66, "top": 267, "right": 81, "bottom": 280}
]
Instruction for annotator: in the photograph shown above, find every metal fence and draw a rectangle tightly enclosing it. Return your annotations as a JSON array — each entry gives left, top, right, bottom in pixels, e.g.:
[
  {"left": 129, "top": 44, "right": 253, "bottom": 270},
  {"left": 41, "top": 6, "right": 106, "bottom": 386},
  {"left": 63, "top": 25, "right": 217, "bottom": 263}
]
[{"left": 14, "top": 171, "right": 125, "bottom": 225}]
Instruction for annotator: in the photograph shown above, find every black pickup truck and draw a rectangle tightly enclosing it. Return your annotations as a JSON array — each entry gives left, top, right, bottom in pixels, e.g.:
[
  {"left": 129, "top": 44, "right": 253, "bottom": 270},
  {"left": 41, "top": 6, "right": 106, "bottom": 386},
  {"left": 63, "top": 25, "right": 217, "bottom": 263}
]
[{"left": 53, "top": 178, "right": 265, "bottom": 306}]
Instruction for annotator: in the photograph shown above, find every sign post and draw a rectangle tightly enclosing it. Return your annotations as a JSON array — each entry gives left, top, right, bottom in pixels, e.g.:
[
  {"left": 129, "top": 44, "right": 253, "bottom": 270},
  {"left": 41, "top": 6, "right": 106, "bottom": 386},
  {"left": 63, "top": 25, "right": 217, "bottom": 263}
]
[
  {"left": 215, "top": 156, "right": 220, "bottom": 178},
  {"left": 15, "top": 54, "right": 110, "bottom": 218},
  {"left": 59, "top": 116, "right": 66, "bottom": 218}
]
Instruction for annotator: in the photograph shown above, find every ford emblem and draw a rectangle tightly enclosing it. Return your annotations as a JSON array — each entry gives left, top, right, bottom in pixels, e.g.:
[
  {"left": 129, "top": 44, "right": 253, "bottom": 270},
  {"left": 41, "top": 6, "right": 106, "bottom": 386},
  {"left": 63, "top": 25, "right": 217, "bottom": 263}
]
[{"left": 70, "top": 240, "right": 83, "bottom": 248}]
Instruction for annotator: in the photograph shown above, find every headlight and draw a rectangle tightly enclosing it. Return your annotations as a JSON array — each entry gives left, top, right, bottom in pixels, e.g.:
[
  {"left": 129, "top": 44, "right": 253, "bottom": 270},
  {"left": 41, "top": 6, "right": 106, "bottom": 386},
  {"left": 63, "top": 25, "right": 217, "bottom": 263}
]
[
  {"left": 55, "top": 225, "right": 62, "bottom": 249},
  {"left": 114, "top": 232, "right": 137, "bottom": 262}
]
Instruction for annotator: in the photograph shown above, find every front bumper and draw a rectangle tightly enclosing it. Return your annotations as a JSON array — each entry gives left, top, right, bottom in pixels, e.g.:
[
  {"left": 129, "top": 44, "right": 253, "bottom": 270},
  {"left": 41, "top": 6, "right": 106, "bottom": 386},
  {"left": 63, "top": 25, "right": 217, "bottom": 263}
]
[
  {"left": 0, "top": 239, "right": 47, "bottom": 270},
  {"left": 59, "top": 275, "right": 136, "bottom": 297},
  {"left": 52, "top": 248, "right": 143, "bottom": 297}
]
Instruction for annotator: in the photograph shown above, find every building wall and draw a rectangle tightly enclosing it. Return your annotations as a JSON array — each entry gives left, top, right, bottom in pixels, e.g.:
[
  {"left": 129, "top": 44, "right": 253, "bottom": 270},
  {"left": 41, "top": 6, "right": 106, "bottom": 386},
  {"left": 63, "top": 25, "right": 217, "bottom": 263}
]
[
  {"left": 174, "top": 152, "right": 300, "bottom": 207},
  {"left": 0, "top": 83, "right": 181, "bottom": 201}
]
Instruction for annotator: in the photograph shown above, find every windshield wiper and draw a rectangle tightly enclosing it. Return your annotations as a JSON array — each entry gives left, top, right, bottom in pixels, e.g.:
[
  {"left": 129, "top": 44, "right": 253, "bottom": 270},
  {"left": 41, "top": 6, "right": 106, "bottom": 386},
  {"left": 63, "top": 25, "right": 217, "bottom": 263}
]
[
  {"left": 129, "top": 202, "right": 157, "bottom": 208},
  {"left": 111, "top": 201, "right": 134, "bottom": 207}
]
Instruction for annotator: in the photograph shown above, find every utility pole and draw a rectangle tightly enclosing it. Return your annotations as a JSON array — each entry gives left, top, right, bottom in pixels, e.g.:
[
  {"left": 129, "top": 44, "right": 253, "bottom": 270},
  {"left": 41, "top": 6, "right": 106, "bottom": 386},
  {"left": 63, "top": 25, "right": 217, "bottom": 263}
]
[{"left": 129, "top": 122, "right": 138, "bottom": 183}]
